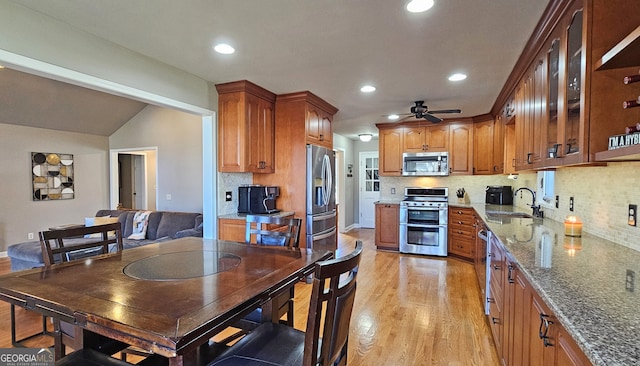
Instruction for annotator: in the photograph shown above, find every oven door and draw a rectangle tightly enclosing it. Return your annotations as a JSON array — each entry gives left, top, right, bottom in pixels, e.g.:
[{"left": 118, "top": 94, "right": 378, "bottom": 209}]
[{"left": 399, "top": 223, "right": 448, "bottom": 256}]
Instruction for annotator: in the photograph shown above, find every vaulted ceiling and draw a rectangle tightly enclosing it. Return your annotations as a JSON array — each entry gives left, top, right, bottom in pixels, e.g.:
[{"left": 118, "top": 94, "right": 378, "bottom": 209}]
[{"left": 3, "top": 0, "right": 550, "bottom": 138}]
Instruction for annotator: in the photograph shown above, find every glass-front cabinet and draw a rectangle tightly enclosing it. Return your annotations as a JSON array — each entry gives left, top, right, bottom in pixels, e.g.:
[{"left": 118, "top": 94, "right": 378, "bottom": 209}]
[
  {"left": 563, "top": 7, "right": 584, "bottom": 162},
  {"left": 545, "top": 36, "right": 560, "bottom": 164}
]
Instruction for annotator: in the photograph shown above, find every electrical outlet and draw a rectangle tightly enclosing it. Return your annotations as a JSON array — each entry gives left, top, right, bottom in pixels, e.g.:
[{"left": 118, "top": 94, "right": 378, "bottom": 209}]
[
  {"left": 627, "top": 269, "right": 636, "bottom": 292},
  {"left": 555, "top": 195, "right": 559, "bottom": 208},
  {"left": 569, "top": 197, "right": 574, "bottom": 212},
  {"left": 225, "top": 191, "right": 233, "bottom": 202},
  {"left": 27, "top": 232, "right": 34, "bottom": 240},
  {"left": 166, "top": 193, "right": 172, "bottom": 200},
  {"left": 391, "top": 188, "right": 396, "bottom": 194},
  {"left": 629, "top": 204, "right": 637, "bottom": 227}
]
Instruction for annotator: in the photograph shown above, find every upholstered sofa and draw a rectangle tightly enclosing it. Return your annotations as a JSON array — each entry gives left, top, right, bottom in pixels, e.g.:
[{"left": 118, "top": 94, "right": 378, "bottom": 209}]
[{"left": 8, "top": 209, "right": 203, "bottom": 271}]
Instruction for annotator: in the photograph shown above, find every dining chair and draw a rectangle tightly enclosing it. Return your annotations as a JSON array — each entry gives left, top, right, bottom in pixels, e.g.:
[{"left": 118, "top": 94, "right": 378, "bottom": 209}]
[
  {"left": 207, "top": 240, "right": 363, "bottom": 366},
  {"left": 218, "top": 215, "right": 303, "bottom": 346},
  {"left": 39, "top": 223, "right": 140, "bottom": 362}
]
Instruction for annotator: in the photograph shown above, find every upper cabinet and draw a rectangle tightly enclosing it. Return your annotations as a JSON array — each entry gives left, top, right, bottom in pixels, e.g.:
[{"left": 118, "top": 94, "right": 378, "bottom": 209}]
[
  {"left": 306, "top": 103, "right": 334, "bottom": 148},
  {"left": 216, "top": 80, "right": 276, "bottom": 173},
  {"left": 449, "top": 121, "right": 474, "bottom": 175},
  {"left": 474, "top": 117, "right": 505, "bottom": 175},
  {"left": 403, "top": 125, "right": 449, "bottom": 152},
  {"left": 378, "top": 127, "right": 404, "bottom": 176}
]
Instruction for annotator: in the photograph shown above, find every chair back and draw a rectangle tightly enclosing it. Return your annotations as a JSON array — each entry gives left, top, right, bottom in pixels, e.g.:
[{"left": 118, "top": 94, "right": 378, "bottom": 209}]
[
  {"left": 245, "top": 214, "right": 301, "bottom": 248},
  {"left": 39, "top": 222, "right": 124, "bottom": 266},
  {"left": 304, "top": 240, "right": 363, "bottom": 366}
]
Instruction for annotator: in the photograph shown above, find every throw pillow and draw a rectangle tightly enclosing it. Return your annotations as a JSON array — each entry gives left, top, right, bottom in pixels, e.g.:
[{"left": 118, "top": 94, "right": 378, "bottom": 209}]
[
  {"left": 84, "top": 216, "right": 119, "bottom": 238},
  {"left": 128, "top": 211, "right": 152, "bottom": 240}
]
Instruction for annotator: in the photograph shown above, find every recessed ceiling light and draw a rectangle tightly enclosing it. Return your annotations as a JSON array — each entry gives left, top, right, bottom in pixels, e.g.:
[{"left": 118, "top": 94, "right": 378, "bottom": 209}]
[
  {"left": 0, "top": 65, "right": 5, "bottom": 69},
  {"left": 214, "top": 43, "right": 235, "bottom": 54},
  {"left": 406, "top": 0, "right": 435, "bottom": 13},
  {"left": 448, "top": 73, "right": 467, "bottom": 81},
  {"left": 388, "top": 114, "right": 400, "bottom": 120},
  {"left": 360, "top": 85, "right": 376, "bottom": 93}
]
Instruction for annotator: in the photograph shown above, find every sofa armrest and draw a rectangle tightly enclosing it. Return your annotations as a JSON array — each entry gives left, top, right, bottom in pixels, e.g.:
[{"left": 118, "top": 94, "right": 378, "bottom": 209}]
[{"left": 174, "top": 228, "right": 203, "bottom": 239}]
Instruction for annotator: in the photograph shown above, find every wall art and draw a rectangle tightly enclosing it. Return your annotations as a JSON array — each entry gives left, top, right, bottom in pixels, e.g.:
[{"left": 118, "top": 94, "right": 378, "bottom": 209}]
[{"left": 32, "top": 152, "right": 74, "bottom": 201}]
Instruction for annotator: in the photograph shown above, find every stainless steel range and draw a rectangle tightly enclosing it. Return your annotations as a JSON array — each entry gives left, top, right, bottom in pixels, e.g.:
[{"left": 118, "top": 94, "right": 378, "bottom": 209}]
[{"left": 399, "top": 187, "right": 448, "bottom": 256}]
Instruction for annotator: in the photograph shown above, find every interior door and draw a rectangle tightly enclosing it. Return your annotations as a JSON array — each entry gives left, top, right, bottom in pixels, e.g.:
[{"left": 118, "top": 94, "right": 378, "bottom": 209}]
[{"left": 359, "top": 152, "right": 379, "bottom": 228}]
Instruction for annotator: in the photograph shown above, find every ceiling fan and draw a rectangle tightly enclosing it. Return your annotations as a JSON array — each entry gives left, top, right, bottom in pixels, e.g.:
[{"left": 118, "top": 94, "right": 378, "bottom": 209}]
[{"left": 397, "top": 100, "right": 462, "bottom": 123}]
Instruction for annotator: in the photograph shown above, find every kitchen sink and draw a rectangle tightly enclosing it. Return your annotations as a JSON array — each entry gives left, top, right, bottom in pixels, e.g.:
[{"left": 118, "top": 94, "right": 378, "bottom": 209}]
[{"left": 485, "top": 211, "right": 534, "bottom": 219}]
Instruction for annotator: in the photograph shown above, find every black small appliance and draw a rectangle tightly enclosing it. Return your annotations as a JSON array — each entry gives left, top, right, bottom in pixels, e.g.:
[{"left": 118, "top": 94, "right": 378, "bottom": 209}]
[
  {"left": 238, "top": 185, "right": 280, "bottom": 214},
  {"left": 485, "top": 186, "right": 513, "bottom": 205}
]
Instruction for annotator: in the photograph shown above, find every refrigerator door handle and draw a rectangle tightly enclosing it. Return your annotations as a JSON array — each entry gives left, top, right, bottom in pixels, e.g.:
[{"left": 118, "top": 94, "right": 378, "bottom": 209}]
[
  {"left": 310, "top": 211, "right": 336, "bottom": 221},
  {"left": 322, "top": 154, "right": 332, "bottom": 206},
  {"left": 313, "top": 227, "right": 337, "bottom": 241}
]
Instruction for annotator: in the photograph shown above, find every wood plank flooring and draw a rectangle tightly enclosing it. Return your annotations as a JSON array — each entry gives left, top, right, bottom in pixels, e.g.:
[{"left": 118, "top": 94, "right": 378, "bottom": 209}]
[{"left": 0, "top": 229, "right": 500, "bottom": 365}]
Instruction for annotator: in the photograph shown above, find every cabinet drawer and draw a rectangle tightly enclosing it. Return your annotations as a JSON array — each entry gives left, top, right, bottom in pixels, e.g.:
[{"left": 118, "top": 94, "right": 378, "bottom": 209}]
[
  {"left": 450, "top": 218, "right": 476, "bottom": 227},
  {"left": 449, "top": 240, "right": 475, "bottom": 257},
  {"left": 449, "top": 226, "right": 476, "bottom": 238},
  {"left": 450, "top": 208, "right": 474, "bottom": 217}
]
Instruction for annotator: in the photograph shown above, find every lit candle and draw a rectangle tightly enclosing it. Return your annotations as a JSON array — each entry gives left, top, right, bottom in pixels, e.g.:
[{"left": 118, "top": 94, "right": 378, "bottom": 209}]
[{"left": 564, "top": 216, "right": 583, "bottom": 237}]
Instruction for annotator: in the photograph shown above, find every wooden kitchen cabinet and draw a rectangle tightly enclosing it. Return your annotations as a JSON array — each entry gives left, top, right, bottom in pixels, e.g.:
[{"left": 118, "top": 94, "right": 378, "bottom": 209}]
[
  {"left": 253, "top": 91, "right": 338, "bottom": 249},
  {"left": 218, "top": 218, "right": 246, "bottom": 242},
  {"left": 449, "top": 121, "right": 474, "bottom": 175},
  {"left": 473, "top": 118, "right": 494, "bottom": 175},
  {"left": 378, "top": 127, "right": 404, "bottom": 176},
  {"left": 216, "top": 80, "right": 276, "bottom": 173},
  {"left": 448, "top": 207, "right": 476, "bottom": 260},
  {"left": 403, "top": 125, "right": 449, "bottom": 152},
  {"left": 375, "top": 203, "right": 399, "bottom": 251},
  {"left": 306, "top": 104, "right": 333, "bottom": 148}
]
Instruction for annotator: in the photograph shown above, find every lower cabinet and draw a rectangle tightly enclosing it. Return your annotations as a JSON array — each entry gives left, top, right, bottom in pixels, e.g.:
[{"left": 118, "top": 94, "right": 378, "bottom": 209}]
[
  {"left": 218, "top": 218, "right": 246, "bottom": 242},
  {"left": 448, "top": 207, "right": 476, "bottom": 260},
  {"left": 375, "top": 203, "right": 399, "bottom": 251},
  {"left": 500, "top": 252, "right": 592, "bottom": 366}
]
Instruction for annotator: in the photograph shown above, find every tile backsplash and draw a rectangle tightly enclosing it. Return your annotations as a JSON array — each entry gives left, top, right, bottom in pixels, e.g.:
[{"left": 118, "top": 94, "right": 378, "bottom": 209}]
[{"left": 218, "top": 172, "right": 252, "bottom": 215}]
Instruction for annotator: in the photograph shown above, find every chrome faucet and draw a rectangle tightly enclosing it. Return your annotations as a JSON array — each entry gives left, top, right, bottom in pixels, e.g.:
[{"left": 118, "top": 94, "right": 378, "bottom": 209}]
[{"left": 514, "top": 187, "right": 543, "bottom": 218}]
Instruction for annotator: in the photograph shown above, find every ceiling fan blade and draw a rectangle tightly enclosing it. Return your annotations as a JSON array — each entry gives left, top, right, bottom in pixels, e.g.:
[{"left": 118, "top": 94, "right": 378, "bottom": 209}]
[
  {"left": 423, "top": 113, "right": 442, "bottom": 123},
  {"left": 427, "top": 109, "right": 462, "bottom": 114}
]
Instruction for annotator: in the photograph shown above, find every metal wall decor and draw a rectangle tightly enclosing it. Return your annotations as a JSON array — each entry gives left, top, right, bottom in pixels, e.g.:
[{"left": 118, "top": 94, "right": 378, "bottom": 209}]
[{"left": 32, "top": 152, "right": 74, "bottom": 201}]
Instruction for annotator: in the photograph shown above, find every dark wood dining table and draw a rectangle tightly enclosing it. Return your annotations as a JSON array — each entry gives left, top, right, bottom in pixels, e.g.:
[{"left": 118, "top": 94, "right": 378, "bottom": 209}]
[{"left": 0, "top": 237, "right": 332, "bottom": 365}]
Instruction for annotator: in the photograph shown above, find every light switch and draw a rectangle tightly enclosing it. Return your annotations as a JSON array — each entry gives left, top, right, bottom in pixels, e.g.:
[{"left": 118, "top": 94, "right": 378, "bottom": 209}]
[
  {"left": 166, "top": 194, "right": 172, "bottom": 200},
  {"left": 629, "top": 204, "right": 637, "bottom": 227}
]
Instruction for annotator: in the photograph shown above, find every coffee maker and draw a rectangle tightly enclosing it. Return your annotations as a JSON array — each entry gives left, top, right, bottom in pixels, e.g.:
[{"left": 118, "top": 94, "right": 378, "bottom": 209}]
[{"left": 238, "top": 185, "right": 280, "bottom": 214}]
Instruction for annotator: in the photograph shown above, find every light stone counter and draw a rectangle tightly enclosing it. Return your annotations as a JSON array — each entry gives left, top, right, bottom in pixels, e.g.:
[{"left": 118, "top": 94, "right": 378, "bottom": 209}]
[{"left": 454, "top": 203, "right": 640, "bottom": 366}]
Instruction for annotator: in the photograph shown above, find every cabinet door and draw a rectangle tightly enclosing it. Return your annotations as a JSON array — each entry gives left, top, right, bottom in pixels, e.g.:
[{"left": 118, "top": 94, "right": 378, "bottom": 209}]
[
  {"left": 473, "top": 120, "right": 494, "bottom": 175},
  {"left": 218, "top": 218, "right": 246, "bottom": 242},
  {"left": 218, "top": 92, "right": 247, "bottom": 172},
  {"left": 426, "top": 125, "right": 449, "bottom": 151},
  {"left": 528, "top": 294, "right": 556, "bottom": 366},
  {"left": 556, "top": 326, "right": 592, "bottom": 366},
  {"left": 306, "top": 105, "right": 322, "bottom": 144},
  {"left": 543, "top": 32, "right": 562, "bottom": 166},
  {"left": 375, "top": 203, "right": 399, "bottom": 250},
  {"left": 493, "top": 115, "right": 505, "bottom": 173},
  {"left": 449, "top": 122, "right": 474, "bottom": 175},
  {"left": 403, "top": 127, "right": 426, "bottom": 152},
  {"left": 508, "top": 265, "right": 533, "bottom": 366},
  {"left": 320, "top": 110, "right": 333, "bottom": 147},
  {"left": 379, "top": 128, "right": 403, "bottom": 176},
  {"left": 247, "top": 95, "right": 275, "bottom": 173}
]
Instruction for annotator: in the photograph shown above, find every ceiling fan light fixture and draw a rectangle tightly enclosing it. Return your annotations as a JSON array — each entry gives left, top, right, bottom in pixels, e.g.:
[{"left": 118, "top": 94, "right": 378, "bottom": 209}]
[
  {"left": 359, "top": 134, "right": 373, "bottom": 142},
  {"left": 406, "top": 0, "right": 435, "bottom": 13},
  {"left": 448, "top": 73, "right": 467, "bottom": 81},
  {"left": 360, "top": 85, "right": 376, "bottom": 93},
  {"left": 214, "top": 43, "right": 235, "bottom": 54},
  {"left": 388, "top": 114, "right": 400, "bottom": 120}
]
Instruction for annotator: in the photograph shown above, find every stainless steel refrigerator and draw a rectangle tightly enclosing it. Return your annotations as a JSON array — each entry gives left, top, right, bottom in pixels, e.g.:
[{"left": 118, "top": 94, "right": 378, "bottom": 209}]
[{"left": 306, "top": 144, "right": 337, "bottom": 251}]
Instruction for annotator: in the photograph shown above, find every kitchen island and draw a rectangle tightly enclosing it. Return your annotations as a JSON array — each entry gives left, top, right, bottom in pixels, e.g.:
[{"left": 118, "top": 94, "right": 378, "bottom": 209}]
[{"left": 455, "top": 203, "right": 639, "bottom": 366}]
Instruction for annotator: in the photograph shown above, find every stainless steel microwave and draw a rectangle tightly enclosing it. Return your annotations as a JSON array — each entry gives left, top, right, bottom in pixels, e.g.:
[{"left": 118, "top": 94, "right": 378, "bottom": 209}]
[{"left": 402, "top": 152, "right": 449, "bottom": 176}]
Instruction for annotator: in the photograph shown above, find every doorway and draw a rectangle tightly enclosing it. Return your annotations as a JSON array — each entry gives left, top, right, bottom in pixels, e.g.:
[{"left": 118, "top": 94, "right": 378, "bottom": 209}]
[
  {"left": 110, "top": 148, "right": 157, "bottom": 210},
  {"left": 358, "top": 151, "right": 379, "bottom": 228}
]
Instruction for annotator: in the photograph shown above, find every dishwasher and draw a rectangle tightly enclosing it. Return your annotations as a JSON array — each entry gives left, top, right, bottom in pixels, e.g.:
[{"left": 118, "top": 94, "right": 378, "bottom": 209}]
[{"left": 477, "top": 227, "right": 491, "bottom": 315}]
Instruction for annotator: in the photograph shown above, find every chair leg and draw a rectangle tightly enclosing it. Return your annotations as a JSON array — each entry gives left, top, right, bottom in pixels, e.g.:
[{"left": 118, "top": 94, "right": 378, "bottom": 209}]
[{"left": 52, "top": 319, "right": 66, "bottom": 359}]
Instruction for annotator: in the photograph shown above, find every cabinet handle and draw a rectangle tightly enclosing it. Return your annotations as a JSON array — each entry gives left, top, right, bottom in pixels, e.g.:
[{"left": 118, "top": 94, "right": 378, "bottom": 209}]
[
  {"left": 487, "top": 297, "right": 494, "bottom": 303},
  {"left": 512, "top": 158, "right": 516, "bottom": 168},
  {"left": 539, "top": 314, "right": 554, "bottom": 347},
  {"left": 458, "top": 221, "right": 463, "bottom": 224},
  {"left": 507, "top": 264, "right": 515, "bottom": 284},
  {"left": 527, "top": 153, "right": 533, "bottom": 164},
  {"left": 319, "top": 134, "right": 324, "bottom": 141},
  {"left": 491, "top": 317, "right": 500, "bottom": 325}
]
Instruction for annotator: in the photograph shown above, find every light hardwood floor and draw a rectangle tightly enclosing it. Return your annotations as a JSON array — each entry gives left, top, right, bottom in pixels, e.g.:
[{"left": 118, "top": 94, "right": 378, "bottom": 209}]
[{"left": 0, "top": 229, "right": 500, "bottom": 365}]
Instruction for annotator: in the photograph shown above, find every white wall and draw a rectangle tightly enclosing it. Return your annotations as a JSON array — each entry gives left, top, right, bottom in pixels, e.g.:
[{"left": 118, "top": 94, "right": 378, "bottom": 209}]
[
  {"left": 0, "top": 123, "right": 110, "bottom": 250},
  {"left": 110, "top": 106, "right": 203, "bottom": 213},
  {"left": 0, "top": 0, "right": 212, "bottom": 112},
  {"left": 333, "top": 134, "right": 356, "bottom": 230}
]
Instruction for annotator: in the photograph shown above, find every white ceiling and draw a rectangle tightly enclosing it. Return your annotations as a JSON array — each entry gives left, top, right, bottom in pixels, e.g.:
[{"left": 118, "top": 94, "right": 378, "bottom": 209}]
[{"left": 6, "top": 0, "right": 550, "bottom": 139}]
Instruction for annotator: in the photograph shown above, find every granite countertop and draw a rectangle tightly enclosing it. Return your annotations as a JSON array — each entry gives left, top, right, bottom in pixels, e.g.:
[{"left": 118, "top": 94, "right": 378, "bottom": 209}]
[
  {"left": 218, "top": 211, "right": 295, "bottom": 220},
  {"left": 453, "top": 203, "right": 639, "bottom": 366}
]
